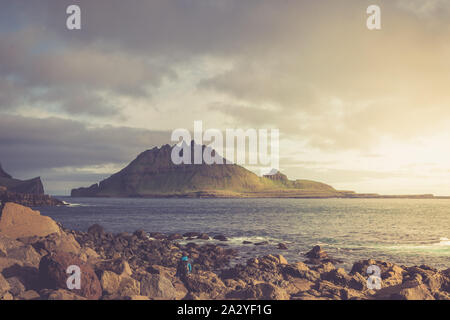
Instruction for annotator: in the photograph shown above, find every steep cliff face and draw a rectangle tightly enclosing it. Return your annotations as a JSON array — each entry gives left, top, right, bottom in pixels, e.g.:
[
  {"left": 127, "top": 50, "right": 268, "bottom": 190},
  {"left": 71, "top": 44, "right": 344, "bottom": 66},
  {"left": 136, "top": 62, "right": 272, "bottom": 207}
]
[
  {"left": 71, "top": 143, "right": 340, "bottom": 198},
  {"left": 0, "top": 163, "right": 12, "bottom": 179},
  {"left": 0, "top": 163, "right": 45, "bottom": 195},
  {"left": 0, "top": 163, "right": 62, "bottom": 206}
]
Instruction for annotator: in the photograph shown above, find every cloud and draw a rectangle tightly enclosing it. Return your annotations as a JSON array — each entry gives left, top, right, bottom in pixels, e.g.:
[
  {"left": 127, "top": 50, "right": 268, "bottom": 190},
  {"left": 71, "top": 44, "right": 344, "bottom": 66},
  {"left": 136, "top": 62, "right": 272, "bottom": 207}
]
[
  {"left": 0, "top": 114, "right": 172, "bottom": 176},
  {"left": 0, "top": 27, "right": 177, "bottom": 117}
]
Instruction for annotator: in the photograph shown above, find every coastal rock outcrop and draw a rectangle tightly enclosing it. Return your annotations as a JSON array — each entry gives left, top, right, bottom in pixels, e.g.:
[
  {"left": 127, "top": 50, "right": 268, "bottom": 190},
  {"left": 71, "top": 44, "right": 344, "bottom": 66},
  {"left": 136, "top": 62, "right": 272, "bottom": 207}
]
[
  {"left": 0, "top": 203, "right": 61, "bottom": 239},
  {"left": 0, "top": 204, "right": 449, "bottom": 300},
  {"left": 0, "top": 163, "right": 44, "bottom": 195},
  {"left": 0, "top": 163, "right": 64, "bottom": 206}
]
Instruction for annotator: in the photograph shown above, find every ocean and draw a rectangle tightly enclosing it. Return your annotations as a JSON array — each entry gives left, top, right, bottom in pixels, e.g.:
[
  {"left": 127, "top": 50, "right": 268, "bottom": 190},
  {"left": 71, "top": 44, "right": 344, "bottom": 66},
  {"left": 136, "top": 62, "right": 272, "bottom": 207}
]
[{"left": 37, "top": 197, "right": 450, "bottom": 271}]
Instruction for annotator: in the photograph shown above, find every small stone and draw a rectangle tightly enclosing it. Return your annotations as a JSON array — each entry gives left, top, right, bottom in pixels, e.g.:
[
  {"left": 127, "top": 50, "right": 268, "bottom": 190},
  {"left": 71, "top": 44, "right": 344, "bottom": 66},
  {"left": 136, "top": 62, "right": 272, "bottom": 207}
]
[
  {"left": 213, "top": 235, "right": 228, "bottom": 242},
  {"left": 277, "top": 243, "right": 288, "bottom": 250}
]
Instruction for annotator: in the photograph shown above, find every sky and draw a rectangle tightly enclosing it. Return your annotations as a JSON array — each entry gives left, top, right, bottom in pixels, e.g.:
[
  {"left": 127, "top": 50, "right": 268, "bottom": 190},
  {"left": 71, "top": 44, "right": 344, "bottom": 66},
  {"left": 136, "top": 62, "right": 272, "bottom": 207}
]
[{"left": 1, "top": 0, "right": 450, "bottom": 195}]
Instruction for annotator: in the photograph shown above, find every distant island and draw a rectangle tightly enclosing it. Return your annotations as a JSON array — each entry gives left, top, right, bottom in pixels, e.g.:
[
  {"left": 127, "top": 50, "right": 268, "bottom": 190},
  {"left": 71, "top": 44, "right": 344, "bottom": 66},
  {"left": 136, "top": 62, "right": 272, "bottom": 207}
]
[
  {"left": 71, "top": 143, "right": 448, "bottom": 199},
  {"left": 0, "top": 163, "right": 63, "bottom": 206}
]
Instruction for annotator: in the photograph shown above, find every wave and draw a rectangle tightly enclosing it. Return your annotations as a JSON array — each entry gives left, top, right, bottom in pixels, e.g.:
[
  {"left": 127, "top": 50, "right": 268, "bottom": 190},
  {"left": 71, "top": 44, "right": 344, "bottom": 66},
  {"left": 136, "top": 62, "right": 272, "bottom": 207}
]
[
  {"left": 62, "top": 201, "right": 85, "bottom": 207},
  {"left": 434, "top": 237, "right": 450, "bottom": 246},
  {"left": 176, "top": 235, "right": 284, "bottom": 246}
]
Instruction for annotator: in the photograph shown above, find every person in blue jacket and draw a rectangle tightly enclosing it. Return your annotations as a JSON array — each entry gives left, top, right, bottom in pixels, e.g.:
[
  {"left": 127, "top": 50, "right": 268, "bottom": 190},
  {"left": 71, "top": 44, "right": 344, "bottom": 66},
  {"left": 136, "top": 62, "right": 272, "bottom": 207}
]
[{"left": 176, "top": 254, "right": 192, "bottom": 281}]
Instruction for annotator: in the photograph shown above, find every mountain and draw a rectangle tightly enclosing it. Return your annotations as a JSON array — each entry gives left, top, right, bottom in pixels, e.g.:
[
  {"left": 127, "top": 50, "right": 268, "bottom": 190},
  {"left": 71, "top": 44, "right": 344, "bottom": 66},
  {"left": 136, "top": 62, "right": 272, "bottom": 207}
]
[
  {"left": 0, "top": 163, "right": 12, "bottom": 179},
  {"left": 0, "top": 162, "right": 64, "bottom": 206},
  {"left": 71, "top": 143, "right": 343, "bottom": 198},
  {"left": 0, "top": 163, "right": 44, "bottom": 195}
]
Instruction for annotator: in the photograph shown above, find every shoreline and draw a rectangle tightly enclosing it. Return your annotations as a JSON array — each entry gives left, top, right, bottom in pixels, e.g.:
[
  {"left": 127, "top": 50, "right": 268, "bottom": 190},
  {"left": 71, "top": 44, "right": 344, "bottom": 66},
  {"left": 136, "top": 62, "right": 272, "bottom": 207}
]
[
  {"left": 1, "top": 202, "right": 449, "bottom": 300},
  {"left": 64, "top": 193, "right": 450, "bottom": 199}
]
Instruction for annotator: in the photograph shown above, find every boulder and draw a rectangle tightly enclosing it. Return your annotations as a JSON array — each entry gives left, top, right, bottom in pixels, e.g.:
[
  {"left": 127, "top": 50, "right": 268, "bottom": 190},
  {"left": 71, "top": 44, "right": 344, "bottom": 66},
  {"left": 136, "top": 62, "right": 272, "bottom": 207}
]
[
  {"left": 17, "top": 290, "right": 40, "bottom": 300},
  {"left": 277, "top": 243, "right": 288, "bottom": 250},
  {"left": 100, "top": 270, "right": 140, "bottom": 296},
  {"left": 227, "top": 283, "right": 290, "bottom": 300},
  {"left": 184, "top": 271, "right": 227, "bottom": 299},
  {"left": 0, "top": 234, "right": 23, "bottom": 256},
  {"left": 305, "top": 245, "right": 329, "bottom": 259},
  {"left": 0, "top": 273, "right": 11, "bottom": 295},
  {"left": 312, "top": 280, "right": 344, "bottom": 300},
  {"left": 283, "top": 264, "right": 321, "bottom": 283},
  {"left": 96, "top": 259, "right": 132, "bottom": 277},
  {"left": 38, "top": 251, "right": 102, "bottom": 300},
  {"left": 321, "top": 268, "right": 353, "bottom": 287},
  {"left": 183, "top": 232, "right": 200, "bottom": 238},
  {"left": 282, "top": 278, "right": 314, "bottom": 295},
  {"left": 26, "top": 232, "right": 81, "bottom": 256},
  {"left": 149, "top": 232, "right": 166, "bottom": 240},
  {"left": 46, "top": 289, "right": 87, "bottom": 300},
  {"left": 6, "top": 276, "right": 26, "bottom": 296},
  {"left": 213, "top": 235, "right": 228, "bottom": 242},
  {"left": 140, "top": 274, "right": 177, "bottom": 300},
  {"left": 87, "top": 224, "right": 105, "bottom": 236},
  {"left": 133, "top": 230, "right": 148, "bottom": 240},
  {"left": 0, "top": 292, "right": 13, "bottom": 300},
  {"left": 125, "top": 295, "right": 150, "bottom": 300},
  {"left": 259, "top": 254, "right": 288, "bottom": 266},
  {"left": 350, "top": 259, "right": 406, "bottom": 288},
  {"left": 6, "top": 245, "right": 42, "bottom": 267},
  {"left": 0, "top": 257, "right": 26, "bottom": 273},
  {"left": 0, "top": 203, "right": 61, "bottom": 239},
  {"left": 79, "top": 247, "right": 100, "bottom": 263},
  {"left": 389, "top": 281, "right": 435, "bottom": 300},
  {"left": 168, "top": 233, "right": 184, "bottom": 240},
  {"left": 406, "top": 266, "right": 445, "bottom": 293}
]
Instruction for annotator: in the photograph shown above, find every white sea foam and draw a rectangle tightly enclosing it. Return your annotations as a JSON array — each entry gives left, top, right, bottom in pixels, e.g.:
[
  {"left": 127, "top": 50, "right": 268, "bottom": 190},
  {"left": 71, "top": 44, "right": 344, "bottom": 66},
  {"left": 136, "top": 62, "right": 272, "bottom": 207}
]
[
  {"left": 434, "top": 237, "right": 450, "bottom": 246},
  {"left": 176, "top": 235, "right": 283, "bottom": 246},
  {"left": 62, "top": 201, "right": 84, "bottom": 207}
]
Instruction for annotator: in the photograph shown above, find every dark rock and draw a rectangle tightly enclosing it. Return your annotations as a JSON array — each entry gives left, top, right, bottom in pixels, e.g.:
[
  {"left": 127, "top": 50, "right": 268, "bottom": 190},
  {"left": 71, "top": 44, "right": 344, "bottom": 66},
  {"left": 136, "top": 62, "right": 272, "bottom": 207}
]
[
  {"left": 183, "top": 232, "right": 200, "bottom": 238},
  {"left": 277, "top": 243, "right": 288, "bottom": 250},
  {"left": 197, "top": 233, "right": 210, "bottom": 240},
  {"left": 305, "top": 245, "right": 328, "bottom": 260},
  {"left": 254, "top": 241, "right": 269, "bottom": 246},
  {"left": 6, "top": 276, "right": 26, "bottom": 296},
  {"left": 133, "top": 230, "right": 148, "bottom": 240},
  {"left": 213, "top": 235, "right": 228, "bottom": 242},
  {"left": 87, "top": 224, "right": 105, "bottom": 238},
  {"left": 304, "top": 246, "right": 342, "bottom": 265},
  {"left": 168, "top": 233, "right": 183, "bottom": 240},
  {"left": 149, "top": 232, "right": 166, "bottom": 240},
  {"left": 38, "top": 252, "right": 102, "bottom": 300},
  {"left": 226, "top": 282, "right": 289, "bottom": 300},
  {"left": 140, "top": 274, "right": 177, "bottom": 299},
  {"left": 183, "top": 271, "right": 227, "bottom": 299}
]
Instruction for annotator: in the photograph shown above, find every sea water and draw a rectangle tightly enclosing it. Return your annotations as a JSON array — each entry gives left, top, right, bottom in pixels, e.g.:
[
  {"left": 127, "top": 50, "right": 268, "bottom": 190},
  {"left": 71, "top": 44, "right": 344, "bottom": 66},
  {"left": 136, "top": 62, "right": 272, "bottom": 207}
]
[{"left": 38, "top": 197, "right": 450, "bottom": 270}]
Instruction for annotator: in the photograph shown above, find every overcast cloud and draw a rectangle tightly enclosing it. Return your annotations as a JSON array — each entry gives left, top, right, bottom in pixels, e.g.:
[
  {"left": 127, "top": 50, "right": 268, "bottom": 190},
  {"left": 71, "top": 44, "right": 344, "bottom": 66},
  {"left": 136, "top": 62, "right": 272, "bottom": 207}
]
[{"left": 1, "top": 0, "right": 450, "bottom": 195}]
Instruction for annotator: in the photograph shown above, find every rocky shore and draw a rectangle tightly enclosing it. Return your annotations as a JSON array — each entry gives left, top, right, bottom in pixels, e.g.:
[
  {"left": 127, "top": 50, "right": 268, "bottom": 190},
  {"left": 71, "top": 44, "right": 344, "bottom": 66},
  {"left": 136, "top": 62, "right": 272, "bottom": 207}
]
[
  {"left": 0, "top": 202, "right": 449, "bottom": 300},
  {"left": 0, "top": 187, "right": 64, "bottom": 207}
]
